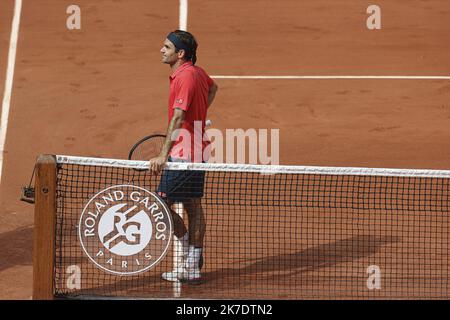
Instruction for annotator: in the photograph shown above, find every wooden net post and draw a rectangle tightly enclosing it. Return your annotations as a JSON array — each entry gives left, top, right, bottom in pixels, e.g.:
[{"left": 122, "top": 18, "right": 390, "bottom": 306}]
[{"left": 32, "top": 154, "right": 57, "bottom": 300}]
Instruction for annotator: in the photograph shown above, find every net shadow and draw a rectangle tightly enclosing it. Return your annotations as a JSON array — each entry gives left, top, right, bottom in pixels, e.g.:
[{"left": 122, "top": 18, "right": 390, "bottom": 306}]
[{"left": 67, "top": 234, "right": 398, "bottom": 298}]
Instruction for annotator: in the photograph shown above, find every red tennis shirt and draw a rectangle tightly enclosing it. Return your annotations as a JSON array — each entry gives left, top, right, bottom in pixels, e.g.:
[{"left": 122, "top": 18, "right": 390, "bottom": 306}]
[{"left": 168, "top": 61, "right": 213, "bottom": 162}]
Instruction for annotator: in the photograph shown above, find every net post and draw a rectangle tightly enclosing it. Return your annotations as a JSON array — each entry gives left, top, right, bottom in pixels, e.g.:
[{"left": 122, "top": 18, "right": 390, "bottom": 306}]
[{"left": 33, "top": 154, "right": 57, "bottom": 300}]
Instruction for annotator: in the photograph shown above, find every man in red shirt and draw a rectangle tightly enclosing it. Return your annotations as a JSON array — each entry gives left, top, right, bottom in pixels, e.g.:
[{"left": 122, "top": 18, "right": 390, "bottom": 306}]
[{"left": 149, "top": 30, "right": 218, "bottom": 283}]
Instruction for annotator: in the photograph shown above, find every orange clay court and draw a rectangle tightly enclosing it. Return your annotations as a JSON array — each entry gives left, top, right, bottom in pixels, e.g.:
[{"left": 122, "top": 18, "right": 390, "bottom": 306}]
[{"left": 1, "top": 0, "right": 450, "bottom": 299}]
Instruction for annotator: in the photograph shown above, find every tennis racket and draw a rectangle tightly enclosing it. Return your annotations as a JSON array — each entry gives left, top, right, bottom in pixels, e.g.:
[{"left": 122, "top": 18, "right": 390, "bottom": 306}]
[
  {"left": 128, "top": 133, "right": 166, "bottom": 162},
  {"left": 128, "top": 120, "right": 212, "bottom": 162}
]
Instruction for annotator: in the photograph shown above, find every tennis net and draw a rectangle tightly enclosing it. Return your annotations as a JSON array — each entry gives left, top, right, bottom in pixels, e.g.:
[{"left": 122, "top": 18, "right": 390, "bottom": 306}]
[{"left": 32, "top": 154, "right": 450, "bottom": 299}]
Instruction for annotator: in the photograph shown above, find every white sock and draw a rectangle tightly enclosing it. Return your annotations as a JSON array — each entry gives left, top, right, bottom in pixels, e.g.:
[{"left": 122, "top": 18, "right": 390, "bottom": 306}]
[{"left": 187, "top": 246, "right": 202, "bottom": 269}]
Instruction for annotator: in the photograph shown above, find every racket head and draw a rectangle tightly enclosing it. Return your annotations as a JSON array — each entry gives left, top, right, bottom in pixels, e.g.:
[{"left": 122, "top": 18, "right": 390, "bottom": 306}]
[{"left": 128, "top": 134, "right": 166, "bottom": 162}]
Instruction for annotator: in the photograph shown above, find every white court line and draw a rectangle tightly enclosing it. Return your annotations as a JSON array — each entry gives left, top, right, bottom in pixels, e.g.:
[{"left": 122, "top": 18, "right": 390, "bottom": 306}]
[
  {"left": 179, "top": 0, "right": 188, "bottom": 31},
  {"left": 211, "top": 75, "right": 450, "bottom": 80},
  {"left": 0, "top": 0, "right": 22, "bottom": 185},
  {"left": 170, "top": 0, "right": 189, "bottom": 298}
]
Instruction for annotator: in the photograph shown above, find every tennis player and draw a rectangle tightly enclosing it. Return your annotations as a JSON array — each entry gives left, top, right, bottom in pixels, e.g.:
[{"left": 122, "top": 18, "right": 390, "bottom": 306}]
[{"left": 149, "top": 30, "right": 218, "bottom": 283}]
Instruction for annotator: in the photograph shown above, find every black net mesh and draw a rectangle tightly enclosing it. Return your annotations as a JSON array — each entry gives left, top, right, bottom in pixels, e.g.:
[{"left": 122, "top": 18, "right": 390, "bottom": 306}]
[{"left": 53, "top": 158, "right": 450, "bottom": 299}]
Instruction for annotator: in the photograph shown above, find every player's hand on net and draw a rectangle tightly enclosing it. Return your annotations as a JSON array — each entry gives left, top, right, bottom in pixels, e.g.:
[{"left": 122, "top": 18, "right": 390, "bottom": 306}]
[{"left": 148, "top": 155, "right": 167, "bottom": 175}]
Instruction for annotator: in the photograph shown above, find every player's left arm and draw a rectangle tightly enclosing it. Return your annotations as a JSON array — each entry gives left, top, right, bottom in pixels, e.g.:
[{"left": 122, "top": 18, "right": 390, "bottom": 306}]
[{"left": 208, "top": 82, "right": 218, "bottom": 108}]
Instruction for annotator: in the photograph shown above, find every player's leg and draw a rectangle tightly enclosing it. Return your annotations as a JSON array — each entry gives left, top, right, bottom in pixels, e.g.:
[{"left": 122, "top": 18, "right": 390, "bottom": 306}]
[
  {"left": 183, "top": 197, "right": 205, "bottom": 282},
  {"left": 186, "top": 198, "right": 206, "bottom": 248},
  {"left": 169, "top": 201, "right": 188, "bottom": 238},
  {"left": 158, "top": 165, "right": 190, "bottom": 282},
  {"left": 188, "top": 197, "right": 204, "bottom": 269},
  {"left": 160, "top": 162, "right": 206, "bottom": 282},
  {"left": 161, "top": 201, "right": 190, "bottom": 282}
]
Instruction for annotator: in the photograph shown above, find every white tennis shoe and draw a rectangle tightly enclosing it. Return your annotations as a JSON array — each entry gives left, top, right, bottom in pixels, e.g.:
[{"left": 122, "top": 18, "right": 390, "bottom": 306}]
[
  {"left": 182, "top": 266, "right": 202, "bottom": 282},
  {"left": 161, "top": 267, "right": 186, "bottom": 282},
  {"left": 161, "top": 266, "right": 202, "bottom": 283}
]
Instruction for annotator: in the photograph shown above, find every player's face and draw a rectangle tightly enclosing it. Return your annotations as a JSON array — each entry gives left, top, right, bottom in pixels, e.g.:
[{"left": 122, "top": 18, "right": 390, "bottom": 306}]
[{"left": 161, "top": 39, "right": 178, "bottom": 65}]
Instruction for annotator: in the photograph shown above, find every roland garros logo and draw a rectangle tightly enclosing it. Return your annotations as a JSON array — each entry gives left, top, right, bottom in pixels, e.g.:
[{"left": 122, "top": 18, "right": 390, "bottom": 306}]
[{"left": 78, "top": 185, "right": 172, "bottom": 275}]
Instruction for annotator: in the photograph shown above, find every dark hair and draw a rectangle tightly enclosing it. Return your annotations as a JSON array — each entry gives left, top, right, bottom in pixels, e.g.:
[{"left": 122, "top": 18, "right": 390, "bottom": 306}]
[{"left": 172, "top": 30, "right": 198, "bottom": 65}]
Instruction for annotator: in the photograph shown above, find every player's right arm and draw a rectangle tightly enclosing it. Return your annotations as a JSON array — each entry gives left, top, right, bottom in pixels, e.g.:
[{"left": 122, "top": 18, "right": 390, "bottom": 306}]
[{"left": 148, "top": 108, "right": 185, "bottom": 175}]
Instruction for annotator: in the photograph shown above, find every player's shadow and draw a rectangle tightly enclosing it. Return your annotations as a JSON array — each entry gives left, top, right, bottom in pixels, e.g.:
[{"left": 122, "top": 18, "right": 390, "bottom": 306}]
[
  {"left": 197, "top": 234, "right": 400, "bottom": 292},
  {"left": 0, "top": 226, "right": 33, "bottom": 272},
  {"left": 235, "top": 234, "right": 399, "bottom": 274}
]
